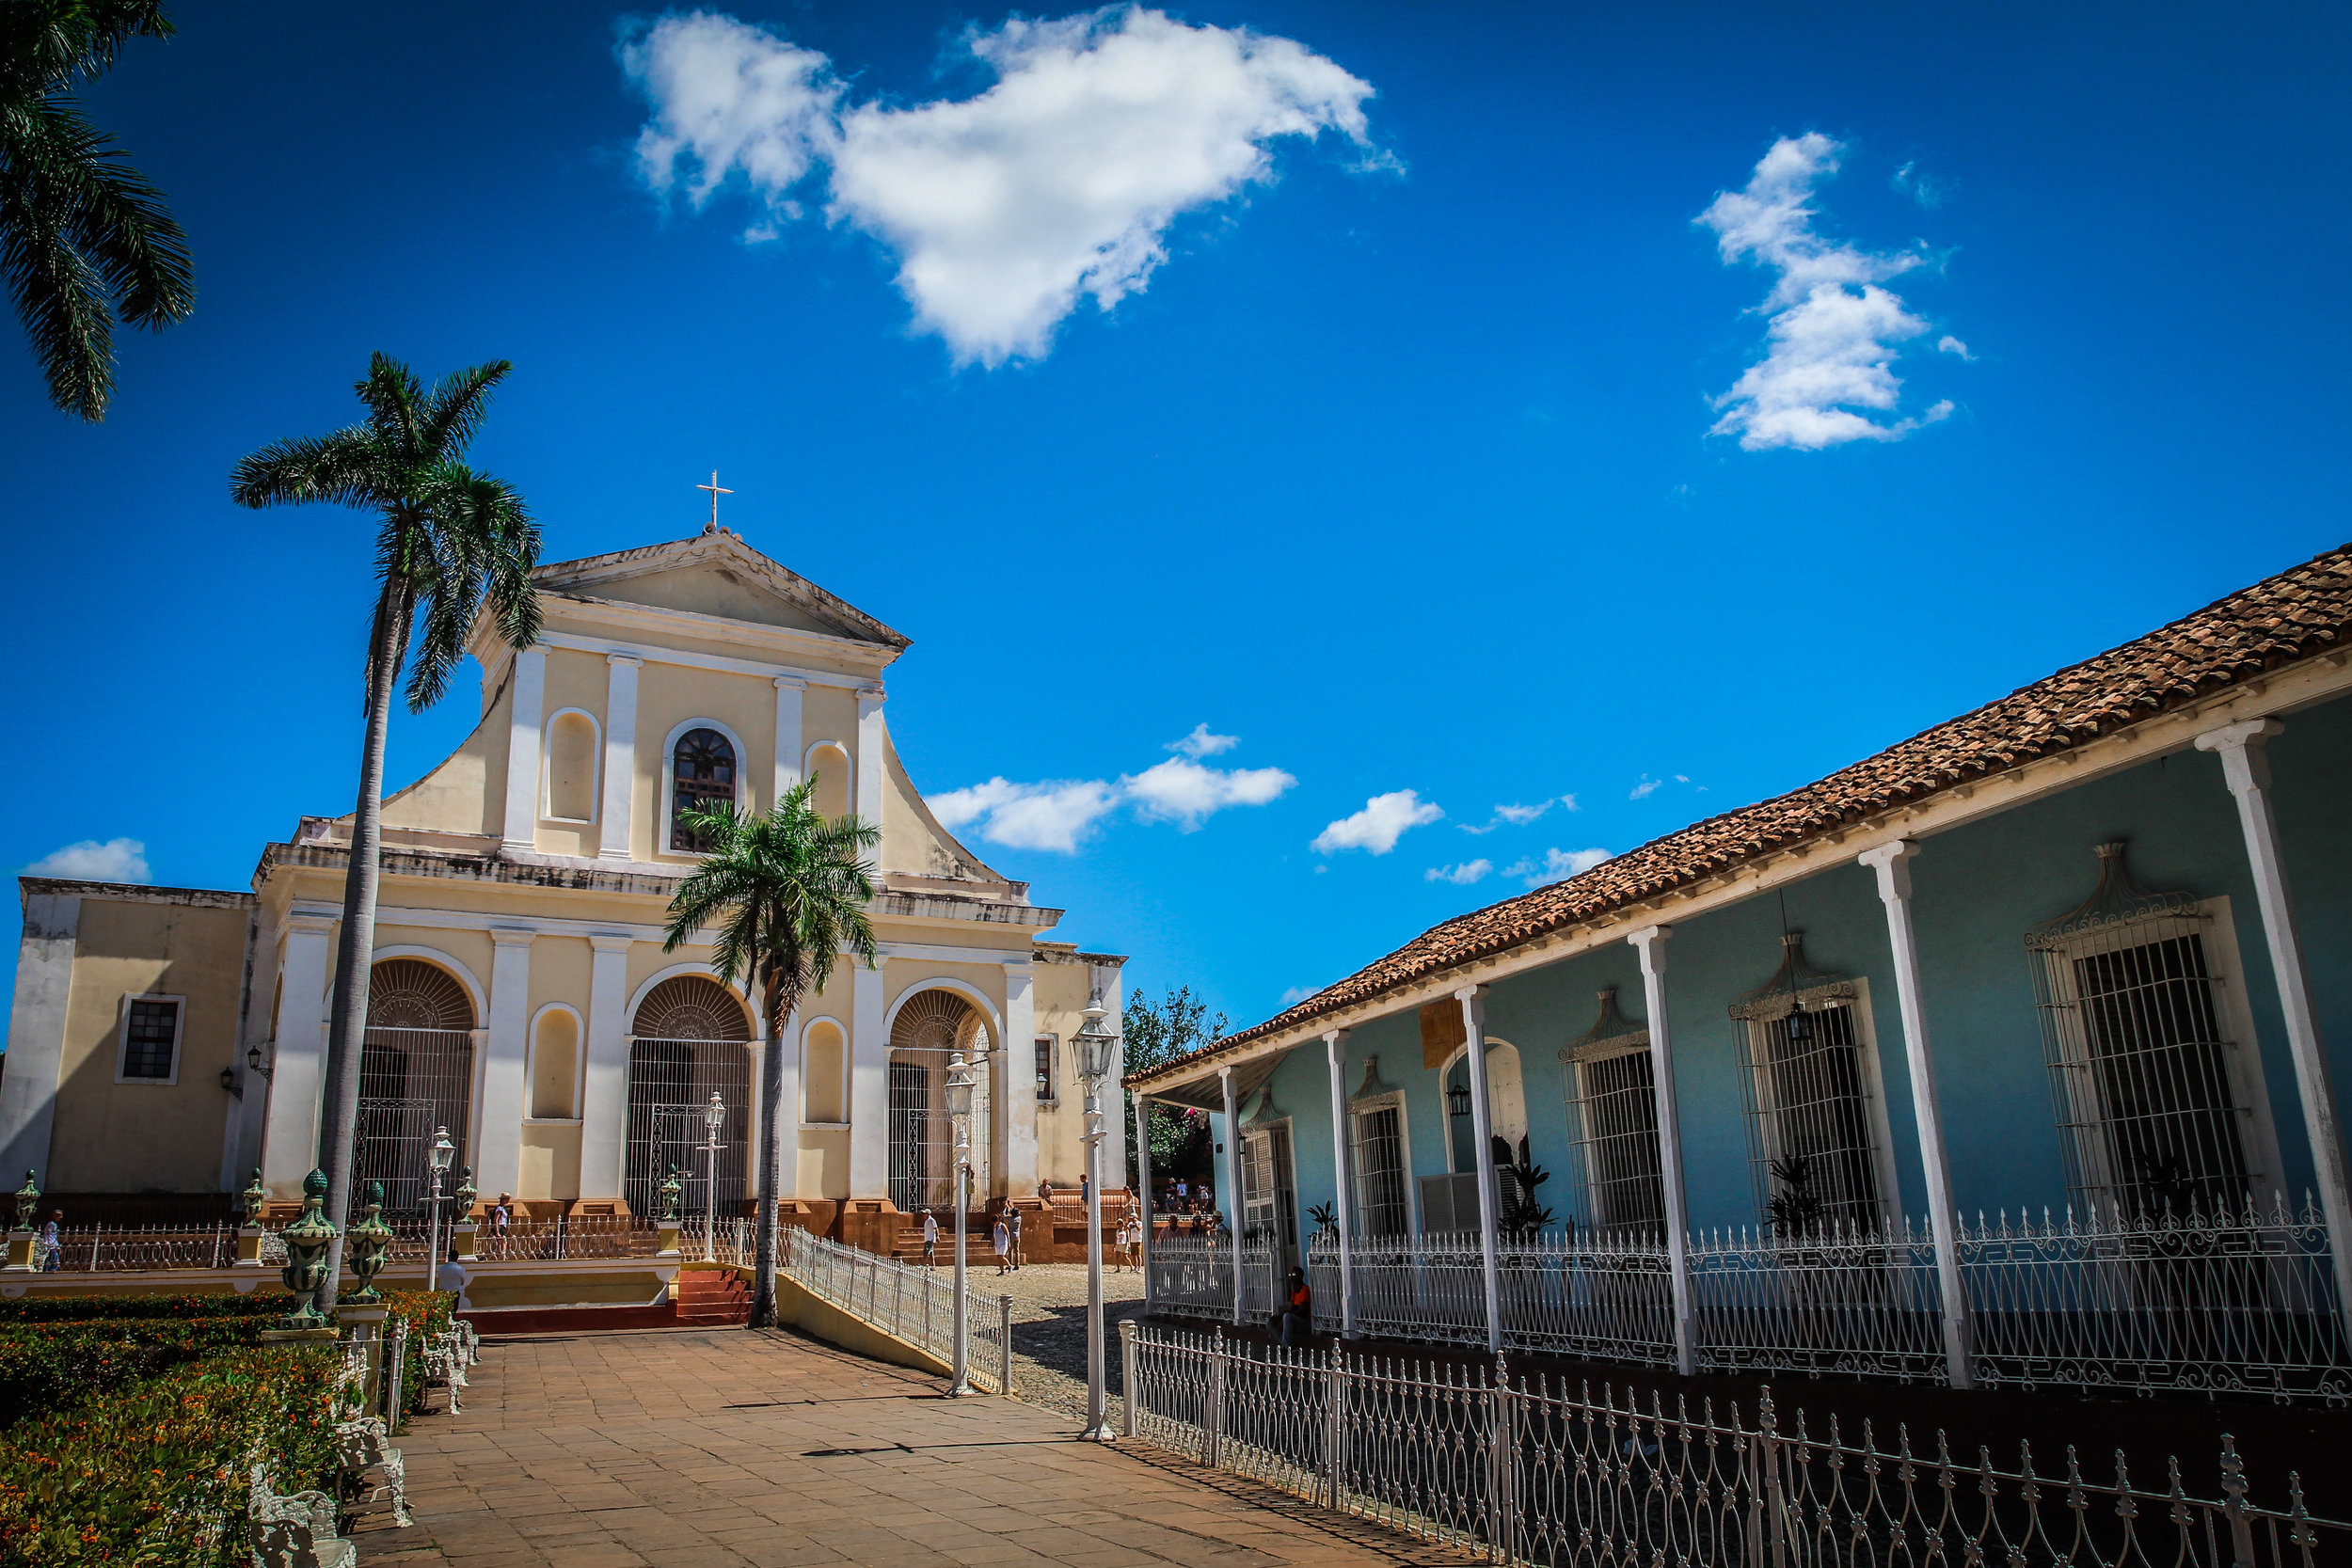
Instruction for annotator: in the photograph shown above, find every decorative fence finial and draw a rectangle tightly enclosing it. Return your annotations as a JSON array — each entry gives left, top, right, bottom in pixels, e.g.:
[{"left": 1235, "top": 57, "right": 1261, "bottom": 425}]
[
  {"left": 276, "top": 1168, "right": 340, "bottom": 1330},
  {"left": 241, "top": 1167, "right": 269, "bottom": 1228}
]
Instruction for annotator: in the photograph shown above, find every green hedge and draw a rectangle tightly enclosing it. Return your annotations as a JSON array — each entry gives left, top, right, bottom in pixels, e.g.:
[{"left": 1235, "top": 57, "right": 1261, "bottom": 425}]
[
  {"left": 0, "top": 1293, "right": 283, "bottom": 1324},
  {"left": 0, "top": 1321, "right": 264, "bottom": 1430},
  {"left": 0, "top": 1342, "right": 343, "bottom": 1565}
]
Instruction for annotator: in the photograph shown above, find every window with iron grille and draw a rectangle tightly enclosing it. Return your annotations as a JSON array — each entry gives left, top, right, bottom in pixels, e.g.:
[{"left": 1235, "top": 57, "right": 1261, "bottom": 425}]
[
  {"left": 2027, "top": 844, "right": 2271, "bottom": 1217},
  {"left": 1730, "top": 934, "right": 1890, "bottom": 1233},
  {"left": 1035, "top": 1035, "right": 1056, "bottom": 1101},
  {"left": 1352, "top": 1104, "right": 1409, "bottom": 1238},
  {"left": 1242, "top": 1123, "right": 1298, "bottom": 1261},
  {"left": 669, "top": 727, "right": 737, "bottom": 850},
  {"left": 1558, "top": 989, "right": 1664, "bottom": 1234},
  {"left": 119, "top": 997, "right": 181, "bottom": 1081}
]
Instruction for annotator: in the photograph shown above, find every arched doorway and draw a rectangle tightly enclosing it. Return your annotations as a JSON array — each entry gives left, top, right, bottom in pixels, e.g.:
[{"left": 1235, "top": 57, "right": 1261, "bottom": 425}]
[
  {"left": 358, "top": 958, "right": 476, "bottom": 1212},
  {"left": 624, "top": 976, "right": 753, "bottom": 1219},
  {"left": 887, "top": 990, "right": 993, "bottom": 1213}
]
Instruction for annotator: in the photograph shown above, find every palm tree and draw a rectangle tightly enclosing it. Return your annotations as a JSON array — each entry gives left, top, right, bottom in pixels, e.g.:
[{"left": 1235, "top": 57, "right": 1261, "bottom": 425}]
[
  {"left": 230, "top": 353, "right": 541, "bottom": 1312},
  {"left": 2, "top": 1, "right": 194, "bottom": 420},
  {"left": 663, "top": 780, "right": 881, "bottom": 1327}
]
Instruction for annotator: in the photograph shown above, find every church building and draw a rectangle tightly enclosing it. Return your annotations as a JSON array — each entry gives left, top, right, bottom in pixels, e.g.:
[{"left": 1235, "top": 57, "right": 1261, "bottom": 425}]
[{"left": 0, "top": 526, "right": 1125, "bottom": 1244}]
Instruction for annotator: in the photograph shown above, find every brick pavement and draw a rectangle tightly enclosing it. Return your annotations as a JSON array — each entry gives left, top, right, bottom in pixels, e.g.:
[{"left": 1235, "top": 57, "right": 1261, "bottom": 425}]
[{"left": 359, "top": 1325, "right": 1470, "bottom": 1567}]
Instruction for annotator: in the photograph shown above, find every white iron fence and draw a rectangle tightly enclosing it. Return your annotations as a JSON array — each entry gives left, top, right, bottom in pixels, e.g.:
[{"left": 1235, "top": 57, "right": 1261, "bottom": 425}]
[
  {"left": 1241, "top": 1196, "right": 2352, "bottom": 1402},
  {"left": 1149, "top": 1233, "right": 1279, "bottom": 1321},
  {"left": 781, "top": 1227, "right": 1013, "bottom": 1395},
  {"left": 36, "top": 1223, "right": 237, "bottom": 1272},
  {"left": 1120, "top": 1322, "right": 2348, "bottom": 1568}
]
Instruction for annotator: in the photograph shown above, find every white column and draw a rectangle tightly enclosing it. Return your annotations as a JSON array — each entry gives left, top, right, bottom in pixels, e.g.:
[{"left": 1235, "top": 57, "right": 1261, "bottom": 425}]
[
  {"left": 0, "top": 892, "right": 79, "bottom": 1185},
  {"left": 1101, "top": 962, "right": 1129, "bottom": 1193},
  {"left": 475, "top": 927, "right": 535, "bottom": 1201},
  {"left": 1002, "top": 962, "right": 1039, "bottom": 1196},
  {"left": 773, "top": 677, "right": 805, "bottom": 802},
  {"left": 597, "top": 654, "right": 640, "bottom": 862},
  {"left": 1456, "top": 987, "right": 1505, "bottom": 1354},
  {"left": 854, "top": 687, "right": 887, "bottom": 827},
  {"left": 772, "top": 1010, "right": 799, "bottom": 1200},
  {"left": 579, "top": 934, "right": 633, "bottom": 1201},
  {"left": 1135, "top": 1092, "right": 1156, "bottom": 1313},
  {"left": 2196, "top": 719, "right": 2352, "bottom": 1338},
  {"left": 1222, "top": 1066, "right": 1245, "bottom": 1325},
  {"left": 1324, "top": 1028, "right": 1357, "bottom": 1338},
  {"left": 1860, "top": 840, "right": 1975, "bottom": 1389},
  {"left": 849, "top": 961, "right": 889, "bottom": 1200},
  {"left": 0, "top": 888, "right": 79, "bottom": 1184},
  {"left": 261, "top": 913, "right": 336, "bottom": 1196},
  {"left": 501, "top": 646, "right": 548, "bottom": 853},
  {"left": 1629, "top": 926, "right": 1697, "bottom": 1375}
]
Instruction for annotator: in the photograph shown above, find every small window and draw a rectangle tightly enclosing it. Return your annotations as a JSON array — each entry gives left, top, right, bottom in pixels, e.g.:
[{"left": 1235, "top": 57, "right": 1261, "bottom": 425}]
[
  {"left": 530, "top": 1009, "right": 580, "bottom": 1119},
  {"left": 119, "top": 997, "right": 182, "bottom": 1082},
  {"left": 670, "top": 727, "right": 738, "bottom": 850},
  {"left": 1352, "top": 1105, "right": 1409, "bottom": 1238},
  {"left": 1035, "top": 1035, "right": 1057, "bottom": 1101}
]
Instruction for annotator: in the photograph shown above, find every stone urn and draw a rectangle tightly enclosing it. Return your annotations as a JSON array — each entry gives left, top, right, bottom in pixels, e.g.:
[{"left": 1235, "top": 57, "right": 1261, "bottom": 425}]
[
  {"left": 344, "top": 1180, "right": 393, "bottom": 1304},
  {"left": 10, "top": 1171, "right": 38, "bottom": 1232},
  {"left": 275, "top": 1168, "right": 340, "bottom": 1330},
  {"left": 240, "top": 1167, "right": 269, "bottom": 1228},
  {"left": 453, "top": 1164, "right": 478, "bottom": 1219},
  {"left": 658, "top": 1164, "right": 683, "bottom": 1224}
]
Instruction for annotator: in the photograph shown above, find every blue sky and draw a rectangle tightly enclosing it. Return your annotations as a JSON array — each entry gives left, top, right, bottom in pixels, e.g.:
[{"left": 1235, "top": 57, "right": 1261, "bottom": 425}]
[{"left": 2, "top": 1, "right": 2346, "bottom": 1045}]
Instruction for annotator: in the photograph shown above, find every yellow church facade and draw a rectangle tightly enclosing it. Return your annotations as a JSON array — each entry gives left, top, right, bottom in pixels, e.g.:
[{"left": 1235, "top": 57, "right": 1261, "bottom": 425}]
[{"left": 0, "top": 529, "right": 1124, "bottom": 1238}]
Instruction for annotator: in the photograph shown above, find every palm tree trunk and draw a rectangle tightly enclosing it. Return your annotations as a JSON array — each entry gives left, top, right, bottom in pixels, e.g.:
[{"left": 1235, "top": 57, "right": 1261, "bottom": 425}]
[
  {"left": 752, "top": 968, "right": 786, "bottom": 1327},
  {"left": 313, "top": 589, "right": 408, "bottom": 1316}
]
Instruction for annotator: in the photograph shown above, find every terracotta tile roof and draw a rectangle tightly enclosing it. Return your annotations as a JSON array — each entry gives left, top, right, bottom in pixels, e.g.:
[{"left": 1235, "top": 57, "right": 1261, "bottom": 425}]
[{"left": 1133, "top": 542, "right": 2352, "bottom": 1087}]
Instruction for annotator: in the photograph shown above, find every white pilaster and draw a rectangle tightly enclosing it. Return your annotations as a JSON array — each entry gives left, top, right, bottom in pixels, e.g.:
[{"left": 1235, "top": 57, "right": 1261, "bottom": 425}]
[
  {"left": 2196, "top": 719, "right": 2352, "bottom": 1339},
  {"left": 773, "top": 677, "right": 805, "bottom": 803},
  {"left": 849, "top": 961, "right": 888, "bottom": 1200},
  {"left": 1456, "top": 987, "right": 1505, "bottom": 1354},
  {"left": 579, "top": 934, "right": 633, "bottom": 1201},
  {"left": 1324, "top": 1028, "right": 1357, "bottom": 1338},
  {"left": 597, "top": 654, "right": 640, "bottom": 862},
  {"left": 1860, "top": 840, "right": 1975, "bottom": 1389},
  {"left": 1629, "top": 925, "right": 1697, "bottom": 1376},
  {"left": 1135, "top": 1091, "right": 1156, "bottom": 1316},
  {"left": 261, "top": 913, "right": 336, "bottom": 1196},
  {"left": 1222, "top": 1066, "right": 1244, "bottom": 1325},
  {"left": 475, "top": 927, "right": 535, "bottom": 1201},
  {"left": 1002, "top": 963, "right": 1039, "bottom": 1196},
  {"left": 854, "top": 687, "right": 886, "bottom": 828},
  {"left": 0, "top": 893, "right": 80, "bottom": 1185},
  {"left": 501, "top": 646, "right": 548, "bottom": 853}
]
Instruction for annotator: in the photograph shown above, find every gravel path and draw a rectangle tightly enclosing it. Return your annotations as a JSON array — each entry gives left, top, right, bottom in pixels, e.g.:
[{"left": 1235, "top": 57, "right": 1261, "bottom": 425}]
[{"left": 962, "top": 1260, "right": 1150, "bottom": 1420}]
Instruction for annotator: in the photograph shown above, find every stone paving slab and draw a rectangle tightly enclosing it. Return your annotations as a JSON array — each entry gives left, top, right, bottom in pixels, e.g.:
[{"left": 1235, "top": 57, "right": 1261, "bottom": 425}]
[{"left": 358, "top": 1326, "right": 1470, "bottom": 1567}]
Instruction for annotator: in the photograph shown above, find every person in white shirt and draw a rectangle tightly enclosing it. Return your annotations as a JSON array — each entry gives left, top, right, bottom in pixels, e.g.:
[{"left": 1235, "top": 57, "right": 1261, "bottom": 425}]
[
  {"left": 991, "top": 1215, "right": 1010, "bottom": 1275},
  {"left": 922, "top": 1211, "right": 940, "bottom": 1268}
]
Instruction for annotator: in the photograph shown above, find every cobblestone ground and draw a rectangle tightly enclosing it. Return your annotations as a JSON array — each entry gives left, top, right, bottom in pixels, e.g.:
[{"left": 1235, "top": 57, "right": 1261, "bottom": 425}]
[
  {"left": 358, "top": 1325, "right": 1473, "bottom": 1566},
  {"left": 964, "top": 1259, "right": 1150, "bottom": 1420}
]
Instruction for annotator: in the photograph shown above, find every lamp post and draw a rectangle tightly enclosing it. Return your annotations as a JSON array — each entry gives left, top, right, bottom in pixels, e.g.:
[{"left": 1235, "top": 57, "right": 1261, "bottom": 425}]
[
  {"left": 702, "top": 1091, "right": 725, "bottom": 1263},
  {"left": 1071, "top": 997, "right": 1121, "bottom": 1442},
  {"left": 944, "top": 1046, "right": 977, "bottom": 1397},
  {"left": 425, "top": 1127, "right": 454, "bottom": 1293}
]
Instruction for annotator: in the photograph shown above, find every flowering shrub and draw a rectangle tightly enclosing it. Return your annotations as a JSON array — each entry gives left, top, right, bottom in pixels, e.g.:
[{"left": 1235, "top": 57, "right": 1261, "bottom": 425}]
[
  {"left": 372, "top": 1289, "right": 453, "bottom": 1418},
  {"left": 0, "top": 1320, "right": 263, "bottom": 1429},
  {"left": 0, "top": 1342, "right": 342, "bottom": 1564}
]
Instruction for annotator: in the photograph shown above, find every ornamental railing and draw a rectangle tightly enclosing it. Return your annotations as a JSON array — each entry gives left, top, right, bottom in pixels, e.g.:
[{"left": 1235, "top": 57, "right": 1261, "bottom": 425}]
[
  {"left": 1120, "top": 1322, "right": 2348, "bottom": 1568},
  {"left": 781, "top": 1227, "right": 1013, "bottom": 1395},
  {"left": 1149, "top": 1233, "right": 1279, "bottom": 1323},
  {"left": 36, "top": 1223, "right": 236, "bottom": 1271},
  {"left": 1280, "top": 1195, "right": 2350, "bottom": 1402}
]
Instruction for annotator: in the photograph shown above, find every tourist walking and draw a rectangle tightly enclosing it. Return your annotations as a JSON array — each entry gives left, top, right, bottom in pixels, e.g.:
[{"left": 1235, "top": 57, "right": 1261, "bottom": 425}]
[
  {"left": 921, "top": 1209, "right": 939, "bottom": 1268},
  {"left": 1007, "top": 1204, "right": 1024, "bottom": 1270},
  {"left": 38, "top": 1211, "right": 60, "bottom": 1272},
  {"left": 991, "top": 1214, "right": 1010, "bottom": 1275}
]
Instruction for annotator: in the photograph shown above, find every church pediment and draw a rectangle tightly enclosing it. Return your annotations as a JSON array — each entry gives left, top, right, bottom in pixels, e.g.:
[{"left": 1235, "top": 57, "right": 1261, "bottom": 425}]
[{"left": 531, "top": 531, "right": 910, "bottom": 650}]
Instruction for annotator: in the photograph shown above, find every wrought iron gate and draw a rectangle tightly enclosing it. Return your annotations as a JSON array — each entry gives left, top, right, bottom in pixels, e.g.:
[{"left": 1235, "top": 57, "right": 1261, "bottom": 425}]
[
  {"left": 623, "top": 1037, "right": 750, "bottom": 1217},
  {"left": 356, "top": 1027, "right": 475, "bottom": 1212}
]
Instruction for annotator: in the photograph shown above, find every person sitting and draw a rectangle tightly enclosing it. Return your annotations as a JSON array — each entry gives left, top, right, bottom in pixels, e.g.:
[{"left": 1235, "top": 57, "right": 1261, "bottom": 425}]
[{"left": 1279, "top": 1266, "right": 1311, "bottom": 1347}]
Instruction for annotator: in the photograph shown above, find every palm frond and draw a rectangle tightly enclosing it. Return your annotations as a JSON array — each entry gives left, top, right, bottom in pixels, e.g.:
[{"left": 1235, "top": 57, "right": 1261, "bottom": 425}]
[
  {"left": 0, "top": 103, "right": 115, "bottom": 420},
  {"left": 421, "top": 359, "right": 510, "bottom": 457},
  {"left": 355, "top": 352, "right": 427, "bottom": 468},
  {"left": 54, "top": 113, "right": 191, "bottom": 330},
  {"left": 228, "top": 429, "right": 381, "bottom": 509}
]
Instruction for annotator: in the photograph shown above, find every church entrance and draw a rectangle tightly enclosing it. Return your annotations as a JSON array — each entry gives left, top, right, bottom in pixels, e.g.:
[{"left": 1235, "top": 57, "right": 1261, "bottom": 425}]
[
  {"left": 623, "top": 976, "right": 752, "bottom": 1219},
  {"left": 886, "top": 990, "right": 992, "bottom": 1213},
  {"left": 357, "top": 959, "right": 476, "bottom": 1212}
]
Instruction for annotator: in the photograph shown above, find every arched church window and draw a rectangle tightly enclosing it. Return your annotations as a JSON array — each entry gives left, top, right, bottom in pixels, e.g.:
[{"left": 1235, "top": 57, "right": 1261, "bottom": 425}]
[
  {"left": 358, "top": 958, "right": 476, "bottom": 1212},
  {"left": 670, "top": 728, "right": 737, "bottom": 851},
  {"left": 887, "top": 990, "right": 993, "bottom": 1214}
]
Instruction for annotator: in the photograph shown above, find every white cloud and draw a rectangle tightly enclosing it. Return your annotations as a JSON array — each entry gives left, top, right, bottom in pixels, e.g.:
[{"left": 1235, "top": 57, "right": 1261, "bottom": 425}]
[
  {"left": 927, "top": 733, "right": 1292, "bottom": 851},
  {"left": 1123, "top": 756, "right": 1295, "bottom": 829},
  {"left": 1279, "top": 984, "right": 1321, "bottom": 1006},
  {"left": 1168, "top": 722, "right": 1238, "bottom": 758},
  {"left": 1424, "top": 860, "right": 1492, "bottom": 885},
  {"left": 1937, "top": 334, "right": 1973, "bottom": 360},
  {"left": 1629, "top": 774, "right": 1663, "bottom": 800},
  {"left": 1459, "top": 797, "right": 1571, "bottom": 835},
  {"left": 1699, "top": 134, "right": 1960, "bottom": 451},
  {"left": 1504, "top": 847, "right": 1612, "bottom": 888},
  {"left": 26, "top": 837, "right": 151, "bottom": 883},
  {"left": 627, "top": 8, "right": 1384, "bottom": 365},
  {"left": 1312, "top": 790, "right": 1442, "bottom": 855},
  {"left": 1892, "top": 160, "right": 1947, "bottom": 208}
]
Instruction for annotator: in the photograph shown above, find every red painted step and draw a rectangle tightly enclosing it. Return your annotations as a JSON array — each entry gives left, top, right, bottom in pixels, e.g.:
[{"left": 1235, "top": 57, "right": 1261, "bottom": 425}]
[{"left": 675, "top": 1266, "right": 752, "bottom": 1326}]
